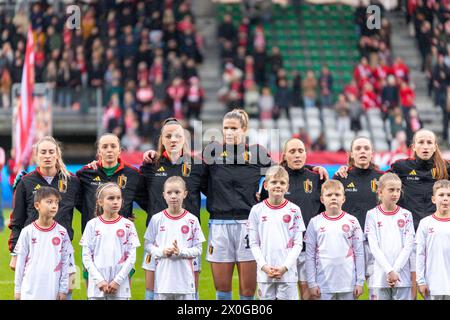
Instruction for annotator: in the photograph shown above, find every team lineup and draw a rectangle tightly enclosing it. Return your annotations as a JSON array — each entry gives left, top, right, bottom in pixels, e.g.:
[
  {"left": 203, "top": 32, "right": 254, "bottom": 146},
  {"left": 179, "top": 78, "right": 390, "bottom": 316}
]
[{"left": 7, "top": 109, "right": 450, "bottom": 300}]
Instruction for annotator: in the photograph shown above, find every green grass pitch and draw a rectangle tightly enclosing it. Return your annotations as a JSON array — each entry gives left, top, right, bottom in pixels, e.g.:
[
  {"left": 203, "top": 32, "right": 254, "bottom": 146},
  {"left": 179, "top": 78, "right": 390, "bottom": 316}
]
[{"left": 0, "top": 209, "right": 376, "bottom": 300}]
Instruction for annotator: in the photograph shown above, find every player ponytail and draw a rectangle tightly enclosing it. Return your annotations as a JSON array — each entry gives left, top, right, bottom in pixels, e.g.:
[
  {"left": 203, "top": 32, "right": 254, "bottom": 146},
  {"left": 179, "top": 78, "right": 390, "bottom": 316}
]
[{"left": 94, "top": 182, "right": 122, "bottom": 217}]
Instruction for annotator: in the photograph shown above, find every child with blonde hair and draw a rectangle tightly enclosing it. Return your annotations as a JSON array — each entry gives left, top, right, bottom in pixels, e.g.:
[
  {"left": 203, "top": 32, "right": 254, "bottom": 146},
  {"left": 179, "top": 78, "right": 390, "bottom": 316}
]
[
  {"left": 365, "top": 173, "right": 415, "bottom": 300},
  {"left": 416, "top": 180, "right": 450, "bottom": 300},
  {"left": 80, "top": 182, "right": 140, "bottom": 300},
  {"left": 305, "top": 180, "right": 365, "bottom": 300},
  {"left": 248, "top": 166, "right": 305, "bottom": 300}
]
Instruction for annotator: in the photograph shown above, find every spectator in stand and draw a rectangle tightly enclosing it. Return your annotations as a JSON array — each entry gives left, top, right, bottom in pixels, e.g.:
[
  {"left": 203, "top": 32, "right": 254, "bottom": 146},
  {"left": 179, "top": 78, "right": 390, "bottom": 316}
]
[
  {"left": 244, "top": 81, "right": 260, "bottom": 118},
  {"left": 354, "top": 57, "right": 372, "bottom": 89},
  {"left": 291, "top": 70, "right": 303, "bottom": 108},
  {"left": 253, "top": 45, "right": 267, "bottom": 87},
  {"left": 183, "top": 58, "right": 198, "bottom": 81},
  {"left": 418, "top": 20, "right": 433, "bottom": 72},
  {"left": 186, "top": 76, "right": 205, "bottom": 120},
  {"left": 152, "top": 74, "right": 167, "bottom": 102},
  {"left": 354, "top": 0, "right": 367, "bottom": 37},
  {"left": 361, "top": 82, "right": 380, "bottom": 111},
  {"left": 121, "top": 110, "right": 141, "bottom": 152},
  {"left": 218, "top": 14, "right": 236, "bottom": 51},
  {"left": 335, "top": 94, "right": 350, "bottom": 150},
  {"left": 123, "top": 90, "right": 138, "bottom": 115},
  {"left": 166, "top": 77, "right": 186, "bottom": 119},
  {"left": 103, "top": 93, "right": 123, "bottom": 136},
  {"left": 302, "top": 70, "right": 317, "bottom": 108},
  {"left": 0, "top": 68, "right": 12, "bottom": 109},
  {"left": 388, "top": 106, "right": 406, "bottom": 142},
  {"left": 234, "top": 46, "right": 247, "bottom": 72},
  {"left": 311, "top": 133, "right": 327, "bottom": 151},
  {"left": 407, "top": 108, "right": 423, "bottom": 144},
  {"left": 136, "top": 78, "right": 154, "bottom": 111},
  {"left": 381, "top": 75, "right": 400, "bottom": 115},
  {"left": 392, "top": 57, "right": 410, "bottom": 82},
  {"left": 268, "top": 46, "right": 283, "bottom": 88},
  {"left": 56, "top": 60, "right": 71, "bottom": 109},
  {"left": 274, "top": 78, "right": 292, "bottom": 120},
  {"left": 319, "top": 65, "right": 333, "bottom": 108},
  {"left": 434, "top": 53, "right": 450, "bottom": 144},
  {"left": 259, "top": 86, "right": 274, "bottom": 120},
  {"left": 372, "top": 59, "right": 391, "bottom": 93},
  {"left": 348, "top": 93, "right": 363, "bottom": 134},
  {"left": 344, "top": 79, "right": 359, "bottom": 100},
  {"left": 399, "top": 80, "right": 416, "bottom": 135}
]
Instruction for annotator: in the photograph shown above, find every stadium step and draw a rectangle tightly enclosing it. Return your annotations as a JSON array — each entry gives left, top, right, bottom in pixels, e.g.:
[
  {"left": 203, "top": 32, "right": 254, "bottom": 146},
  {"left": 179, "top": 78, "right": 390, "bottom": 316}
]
[{"left": 387, "top": 11, "right": 438, "bottom": 138}]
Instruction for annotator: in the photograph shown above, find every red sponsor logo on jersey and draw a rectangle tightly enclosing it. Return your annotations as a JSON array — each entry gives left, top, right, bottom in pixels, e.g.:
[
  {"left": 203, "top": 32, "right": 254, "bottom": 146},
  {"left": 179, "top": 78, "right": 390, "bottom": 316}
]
[
  {"left": 290, "top": 208, "right": 297, "bottom": 213},
  {"left": 52, "top": 237, "right": 61, "bottom": 246},
  {"left": 125, "top": 224, "right": 131, "bottom": 229},
  {"left": 346, "top": 247, "right": 354, "bottom": 257},
  {"left": 181, "top": 225, "right": 190, "bottom": 234},
  {"left": 59, "top": 231, "right": 65, "bottom": 236},
  {"left": 319, "top": 227, "right": 326, "bottom": 233},
  {"left": 262, "top": 216, "right": 267, "bottom": 222},
  {"left": 95, "top": 230, "right": 101, "bottom": 236},
  {"left": 283, "top": 215, "right": 291, "bottom": 223},
  {"left": 342, "top": 224, "right": 350, "bottom": 232},
  {"left": 31, "top": 238, "right": 37, "bottom": 244},
  {"left": 118, "top": 252, "right": 129, "bottom": 264},
  {"left": 286, "top": 238, "right": 294, "bottom": 248},
  {"left": 116, "top": 229, "right": 125, "bottom": 238},
  {"left": 428, "top": 227, "right": 434, "bottom": 234},
  {"left": 397, "top": 219, "right": 405, "bottom": 228},
  {"left": 349, "top": 219, "right": 356, "bottom": 224},
  {"left": 377, "top": 221, "right": 383, "bottom": 228},
  {"left": 54, "top": 261, "right": 63, "bottom": 272},
  {"left": 189, "top": 219, "right": 195, "bottom": 225},
  {"left": 160, "top": 226, "right": 166, "bottom": 232}
]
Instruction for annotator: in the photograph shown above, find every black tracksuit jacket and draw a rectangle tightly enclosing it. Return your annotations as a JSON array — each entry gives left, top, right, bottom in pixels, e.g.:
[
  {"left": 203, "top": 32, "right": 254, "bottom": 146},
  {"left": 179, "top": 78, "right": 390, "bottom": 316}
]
[
  {"left": 390, "top": 157, "right": 450, "bottom": 230},
  {"left": 76, "top": 158, "right": 147, "bottom": 232},
  {"left": 140, "top": 151, "right": 208, "bottom": 226},
  {"left": 261, "top": 165, "right": 324, "bottom": 227},
  {"left": 8, "top": 169, "right": 80, "bottom": 252},
  {"left": 203, "top": 142, "right": 272, "bottom": 220},
  {"left": 333, "top": 166, "right": 384, "bottom": 228}
]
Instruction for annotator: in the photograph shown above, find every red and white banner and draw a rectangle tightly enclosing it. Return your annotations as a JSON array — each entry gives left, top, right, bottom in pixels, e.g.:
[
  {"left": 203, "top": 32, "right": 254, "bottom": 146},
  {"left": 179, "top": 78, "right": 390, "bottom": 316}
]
[{"left": 13, "top": 26, "right": 35, "bottom": 171}]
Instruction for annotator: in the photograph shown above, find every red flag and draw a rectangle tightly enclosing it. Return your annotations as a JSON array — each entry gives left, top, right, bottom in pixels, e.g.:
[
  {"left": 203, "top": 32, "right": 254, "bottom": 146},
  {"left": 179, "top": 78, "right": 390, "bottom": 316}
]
[{"left": 13, "top": 26, "right": 35, "bottom": 171}]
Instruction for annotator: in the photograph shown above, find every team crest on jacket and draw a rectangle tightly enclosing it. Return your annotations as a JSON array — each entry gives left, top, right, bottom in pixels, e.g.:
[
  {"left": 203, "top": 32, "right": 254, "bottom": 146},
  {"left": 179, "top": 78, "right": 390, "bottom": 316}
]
[
  {"left": 117, "top": 175, "right": 127, "bottom": 188},
  {"left": 303, "top": 179, "right": 313, "bottom": 193},
  {"left": 370, "top": 179, "right": 378, "bottom": 193},
  {"left": 52, "top": 237, "right": 61, "bottom": 246},
  {"left": 243, "top": 151, "right": 252, "bottom": 162},
  {"left": 397, "top": 219, "right": 405, "bottom": 228},
  {"left": 182, "top": 163, "right": 191, "bottom": 177},
  {"left": 283, "top": 214, "right": 291, "bottom": 223},
  {"left": 342, "top": 224, "right": 350, "bottom": 232},
  {"left": 58, "top": 179, "right": 68, "bottom": 193},
  {"left": 116, "top": 229, "right": 125, "bottom": 238},
  {"left": 431, "top": 168, "right": 437, "bottom": 179},
  {"left": 181, "top": 225, "right": 190, "bottom": 234}
]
